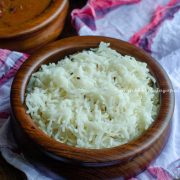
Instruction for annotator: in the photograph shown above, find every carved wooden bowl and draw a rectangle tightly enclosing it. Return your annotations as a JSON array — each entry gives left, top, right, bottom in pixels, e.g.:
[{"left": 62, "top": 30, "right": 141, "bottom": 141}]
[
  {"left": 10, "top": 36, "right": 174, "bottom": 179},
  {"left": 0, "top": 0, "right": 69, "bottom": 53}
]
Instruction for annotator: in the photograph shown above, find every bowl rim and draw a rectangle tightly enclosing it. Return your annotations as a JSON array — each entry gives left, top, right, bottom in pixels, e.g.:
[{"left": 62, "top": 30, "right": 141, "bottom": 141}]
[
  {"left": 10, "top": 36, "right": 175, "bottom": 165},
  {"left": 0, "top": 0, "right": 68, "bottom": 38}
]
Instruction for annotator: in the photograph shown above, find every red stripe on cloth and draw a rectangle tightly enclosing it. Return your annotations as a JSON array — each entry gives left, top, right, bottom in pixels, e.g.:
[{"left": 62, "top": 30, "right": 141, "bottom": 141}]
[
  {"left": 0, "top": 54, "right": 28, "bottom": 86},
  {"left": 89, "top": 0, "right": 141, "bottom": 11},
  {"left": 71, "top": 0, "right": 141, "bottom": 31},
  {"left": 129, "top": 5, "right": 164, "bottom": 51},
  {"left": 129, "top": 0, "right": 180, "bottom": 52},
  {"left": 0, "top": 49, "right": 11, "bottom": 68},
  {"left": 147, "top": 167, "right": 173, "bottom": 180}
]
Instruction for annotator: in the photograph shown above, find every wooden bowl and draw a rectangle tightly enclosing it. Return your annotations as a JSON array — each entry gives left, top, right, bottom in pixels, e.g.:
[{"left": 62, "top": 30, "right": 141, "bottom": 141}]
[
  {"left": 0, "top": 0, "right": 69, "bottom": 53},
  {"left": 10, "top": 36, "right": 174, "bottom": 179}
]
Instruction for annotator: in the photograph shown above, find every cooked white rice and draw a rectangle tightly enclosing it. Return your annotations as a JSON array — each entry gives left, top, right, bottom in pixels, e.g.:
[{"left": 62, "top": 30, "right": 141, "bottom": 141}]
[{"left": 25, "top": 42, "right": 159, "bottom": 149}]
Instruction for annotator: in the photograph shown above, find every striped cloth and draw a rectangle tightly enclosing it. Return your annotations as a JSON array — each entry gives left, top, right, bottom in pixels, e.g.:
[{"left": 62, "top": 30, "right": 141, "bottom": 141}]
[
  {"left": 0, "top": 0, "right": 180, "bottom": 179},
  {"left": 0, "top": 50, "right": 28, "bottom": 122}
]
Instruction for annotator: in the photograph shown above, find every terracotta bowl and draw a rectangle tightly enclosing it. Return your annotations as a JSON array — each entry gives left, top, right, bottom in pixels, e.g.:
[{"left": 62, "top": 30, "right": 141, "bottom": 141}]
[
  {"left": 0, "top": 0, "right": 69, "bottom": 53},
  {"left": 10, "top": 36, "right": 174, "bottom": 179}
]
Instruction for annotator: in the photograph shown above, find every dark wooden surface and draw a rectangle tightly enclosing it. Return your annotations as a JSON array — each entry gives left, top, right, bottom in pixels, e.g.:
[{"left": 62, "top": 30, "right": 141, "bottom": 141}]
[{"left": 0, "top": 0, "right": 86, "bottom": 179}]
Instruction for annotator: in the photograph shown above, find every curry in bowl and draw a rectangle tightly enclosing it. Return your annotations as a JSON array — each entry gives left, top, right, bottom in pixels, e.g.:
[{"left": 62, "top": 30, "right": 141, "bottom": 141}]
[
  {"left": 0, "top": 0, "right": 69, "bottom": 52},
  {"left": 0, "top": 0, "right": 51, "bottom": 28}
]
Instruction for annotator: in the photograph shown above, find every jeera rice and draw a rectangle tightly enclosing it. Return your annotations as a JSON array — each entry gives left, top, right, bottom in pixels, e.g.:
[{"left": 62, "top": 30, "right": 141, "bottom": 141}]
[{"left": 25, "top": 42, "right": 159, "bottom": 149}]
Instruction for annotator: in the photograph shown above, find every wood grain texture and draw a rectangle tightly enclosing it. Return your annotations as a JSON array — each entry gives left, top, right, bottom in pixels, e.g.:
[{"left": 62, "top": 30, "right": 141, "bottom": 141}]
[
  {"left": 0, "top": 0, "right": 69, "bottom": 52},
  {"left": 10, "top": 36, "right": 175, "bottom": 179}
]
